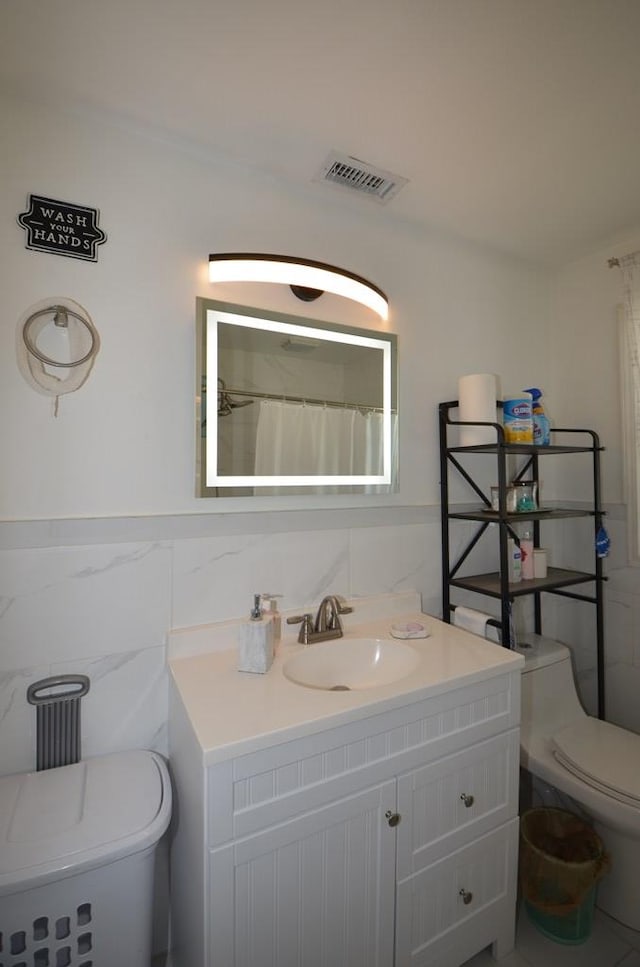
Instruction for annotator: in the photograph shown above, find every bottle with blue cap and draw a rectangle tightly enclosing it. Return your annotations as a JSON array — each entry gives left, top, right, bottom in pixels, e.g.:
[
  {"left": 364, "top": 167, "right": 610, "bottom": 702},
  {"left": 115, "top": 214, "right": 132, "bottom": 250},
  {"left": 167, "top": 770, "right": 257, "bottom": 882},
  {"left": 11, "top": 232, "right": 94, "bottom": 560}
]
[{"left": 524, "top": 388, "right": 551, "bottom": 446}]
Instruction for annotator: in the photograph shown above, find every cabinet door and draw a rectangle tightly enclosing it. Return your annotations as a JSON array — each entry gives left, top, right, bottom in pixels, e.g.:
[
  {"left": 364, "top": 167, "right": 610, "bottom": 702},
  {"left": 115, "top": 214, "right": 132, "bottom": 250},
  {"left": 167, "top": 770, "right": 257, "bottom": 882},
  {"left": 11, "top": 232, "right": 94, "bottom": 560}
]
[{"left": 209, "top": 780, "right": 396, "bottom": 967}]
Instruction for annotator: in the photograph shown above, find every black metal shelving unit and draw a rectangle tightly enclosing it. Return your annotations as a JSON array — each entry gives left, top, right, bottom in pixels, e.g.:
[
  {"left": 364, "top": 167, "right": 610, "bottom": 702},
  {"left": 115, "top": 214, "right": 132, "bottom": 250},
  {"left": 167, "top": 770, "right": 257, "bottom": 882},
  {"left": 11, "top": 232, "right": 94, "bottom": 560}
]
[{"left": 439, "top": 400, "right": 606, "bottom": 719}]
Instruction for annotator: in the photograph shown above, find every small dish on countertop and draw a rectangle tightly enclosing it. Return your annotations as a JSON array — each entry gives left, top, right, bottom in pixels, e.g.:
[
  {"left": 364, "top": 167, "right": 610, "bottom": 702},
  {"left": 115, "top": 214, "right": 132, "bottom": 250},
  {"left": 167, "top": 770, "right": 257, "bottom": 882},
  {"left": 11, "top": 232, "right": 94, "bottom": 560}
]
[{"left": 390, "top": 621, "right": 430, "bottom": 640}]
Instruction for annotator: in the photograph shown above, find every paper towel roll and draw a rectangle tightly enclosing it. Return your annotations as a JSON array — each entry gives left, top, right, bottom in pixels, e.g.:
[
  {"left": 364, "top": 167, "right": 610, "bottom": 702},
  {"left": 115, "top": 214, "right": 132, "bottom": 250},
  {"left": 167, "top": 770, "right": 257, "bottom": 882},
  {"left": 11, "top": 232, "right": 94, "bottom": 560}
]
[
  {"left": 453, "top": 606, "right": 491, "bottom": 637},
  {"left": 458, "top": 373, "right": 498, "bottom": 446},
  {"left": 453, "top": 606, "right": 502, "bottom": 643}
]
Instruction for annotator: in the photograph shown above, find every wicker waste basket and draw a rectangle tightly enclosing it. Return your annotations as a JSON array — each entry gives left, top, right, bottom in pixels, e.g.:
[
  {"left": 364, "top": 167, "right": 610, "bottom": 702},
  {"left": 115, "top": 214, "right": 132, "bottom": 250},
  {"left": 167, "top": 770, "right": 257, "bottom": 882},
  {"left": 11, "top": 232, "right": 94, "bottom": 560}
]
[{"left": 519, "top": 807, "right": 610, "bottom": 945}]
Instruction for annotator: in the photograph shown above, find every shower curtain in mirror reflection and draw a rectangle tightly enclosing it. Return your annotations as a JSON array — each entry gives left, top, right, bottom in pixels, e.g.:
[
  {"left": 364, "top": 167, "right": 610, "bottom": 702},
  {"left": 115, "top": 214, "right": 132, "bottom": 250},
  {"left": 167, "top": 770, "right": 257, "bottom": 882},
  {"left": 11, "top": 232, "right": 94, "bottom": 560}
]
[{"left": 254, "top": 399, "right": 385, "bottom": 477}]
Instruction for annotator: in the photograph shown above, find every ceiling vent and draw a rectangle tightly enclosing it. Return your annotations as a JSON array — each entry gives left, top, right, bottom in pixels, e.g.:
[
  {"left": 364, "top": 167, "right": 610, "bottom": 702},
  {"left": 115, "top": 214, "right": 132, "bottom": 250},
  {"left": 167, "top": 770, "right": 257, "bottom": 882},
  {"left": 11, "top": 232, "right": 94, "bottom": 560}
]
[{"left": 314, "top": 152, "right": 408, "bottom": 204}]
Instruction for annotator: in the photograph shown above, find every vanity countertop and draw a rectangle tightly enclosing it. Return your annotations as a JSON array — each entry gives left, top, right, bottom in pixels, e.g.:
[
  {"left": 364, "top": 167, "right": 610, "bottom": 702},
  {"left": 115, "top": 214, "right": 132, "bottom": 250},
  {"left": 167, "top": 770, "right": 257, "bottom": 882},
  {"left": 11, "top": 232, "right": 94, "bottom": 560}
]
[{"left": 169, "top": 611, "right": 523, "bottom": 766}]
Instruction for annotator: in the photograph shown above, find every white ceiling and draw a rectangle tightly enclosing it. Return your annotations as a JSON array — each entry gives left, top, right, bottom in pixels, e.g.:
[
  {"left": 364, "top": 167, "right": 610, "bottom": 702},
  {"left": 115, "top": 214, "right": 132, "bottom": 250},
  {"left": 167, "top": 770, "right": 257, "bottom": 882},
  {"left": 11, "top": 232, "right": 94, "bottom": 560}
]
[{"left": 4, "top": 0, "right": 640, "bottom": 266}]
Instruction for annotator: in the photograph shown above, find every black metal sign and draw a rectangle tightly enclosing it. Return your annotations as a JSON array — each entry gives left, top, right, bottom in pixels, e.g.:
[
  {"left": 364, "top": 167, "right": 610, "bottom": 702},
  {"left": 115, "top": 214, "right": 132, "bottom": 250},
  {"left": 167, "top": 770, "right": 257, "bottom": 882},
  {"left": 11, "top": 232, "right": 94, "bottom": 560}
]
[{"left": 18, "top": 194, "right": 107, "bottom": 262}]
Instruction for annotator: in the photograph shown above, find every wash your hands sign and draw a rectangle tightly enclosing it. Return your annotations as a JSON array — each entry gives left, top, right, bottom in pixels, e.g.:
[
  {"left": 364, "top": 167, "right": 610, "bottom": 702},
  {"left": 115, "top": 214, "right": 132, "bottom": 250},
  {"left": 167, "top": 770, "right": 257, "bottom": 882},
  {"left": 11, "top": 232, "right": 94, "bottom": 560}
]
[{"left": 18, "top": 194, "right": 107, "bottom": 261}]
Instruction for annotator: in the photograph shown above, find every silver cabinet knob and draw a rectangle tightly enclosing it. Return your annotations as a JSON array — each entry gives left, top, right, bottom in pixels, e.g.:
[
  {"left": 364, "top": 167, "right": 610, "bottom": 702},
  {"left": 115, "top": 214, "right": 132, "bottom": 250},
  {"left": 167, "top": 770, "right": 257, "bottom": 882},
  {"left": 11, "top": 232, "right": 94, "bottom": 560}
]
[
  {"left": 459, "top": 888, "right": 473, "bottom": 905},
  {"left": 460, "top": 793, "right": 474, "bottom": 808}
]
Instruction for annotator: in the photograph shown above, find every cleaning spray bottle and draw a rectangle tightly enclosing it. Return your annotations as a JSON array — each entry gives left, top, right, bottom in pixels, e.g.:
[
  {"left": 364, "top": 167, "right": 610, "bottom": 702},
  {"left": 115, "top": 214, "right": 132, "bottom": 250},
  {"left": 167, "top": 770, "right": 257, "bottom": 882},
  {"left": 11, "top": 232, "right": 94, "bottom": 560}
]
[{"left": 524, "top": 388, "right": 551, "bottom": 446}]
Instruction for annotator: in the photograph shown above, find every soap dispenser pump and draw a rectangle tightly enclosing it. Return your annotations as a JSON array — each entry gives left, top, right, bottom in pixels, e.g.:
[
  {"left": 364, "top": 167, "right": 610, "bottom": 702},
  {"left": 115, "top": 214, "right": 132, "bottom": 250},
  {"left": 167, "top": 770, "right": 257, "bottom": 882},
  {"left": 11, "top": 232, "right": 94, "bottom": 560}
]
[
  {"left": 250, "top": 593, "right": 262, "bottom": 620},
  {"left": 237, "top": 594, "right": 274, "bottom": 674}
]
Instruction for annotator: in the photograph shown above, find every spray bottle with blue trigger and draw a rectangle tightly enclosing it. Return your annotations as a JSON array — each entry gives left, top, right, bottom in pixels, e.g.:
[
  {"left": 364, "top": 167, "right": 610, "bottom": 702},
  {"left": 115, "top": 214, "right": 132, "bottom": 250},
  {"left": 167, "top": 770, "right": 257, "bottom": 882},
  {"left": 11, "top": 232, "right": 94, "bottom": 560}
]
[{"left": 524, "top": 388, "right": 551, "bottom": 446}]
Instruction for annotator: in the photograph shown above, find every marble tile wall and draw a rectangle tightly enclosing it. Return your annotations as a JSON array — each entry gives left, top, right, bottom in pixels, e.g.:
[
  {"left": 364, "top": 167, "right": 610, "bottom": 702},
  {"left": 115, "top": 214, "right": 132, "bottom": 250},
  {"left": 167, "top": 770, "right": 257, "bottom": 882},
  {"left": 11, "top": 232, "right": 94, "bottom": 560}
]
[
  {"left": 0, "top": 539, "right": 172, "bottom": 776},
  {"left": 3, "top": 501, "right": 631, "bottom": 778},
  {"left": 0, "top": 508, "right": 443, "bottom": 777}
]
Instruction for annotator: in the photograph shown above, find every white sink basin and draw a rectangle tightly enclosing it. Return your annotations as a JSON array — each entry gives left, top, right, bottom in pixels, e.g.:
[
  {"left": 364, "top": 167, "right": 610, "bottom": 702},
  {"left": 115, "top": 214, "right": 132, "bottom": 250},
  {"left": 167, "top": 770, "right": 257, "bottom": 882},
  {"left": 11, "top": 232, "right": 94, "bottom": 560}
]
[{"left": 283, "top": 637, "right": 421, "bottom": 691}]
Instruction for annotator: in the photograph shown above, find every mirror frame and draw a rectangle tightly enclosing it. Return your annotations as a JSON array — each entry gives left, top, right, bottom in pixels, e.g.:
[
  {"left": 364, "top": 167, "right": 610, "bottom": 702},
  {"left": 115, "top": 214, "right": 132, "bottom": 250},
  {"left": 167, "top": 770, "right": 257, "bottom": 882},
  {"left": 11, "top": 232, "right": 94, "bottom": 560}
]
[{"left": 196, "top": 298, "right": 398, "bottom": 496}]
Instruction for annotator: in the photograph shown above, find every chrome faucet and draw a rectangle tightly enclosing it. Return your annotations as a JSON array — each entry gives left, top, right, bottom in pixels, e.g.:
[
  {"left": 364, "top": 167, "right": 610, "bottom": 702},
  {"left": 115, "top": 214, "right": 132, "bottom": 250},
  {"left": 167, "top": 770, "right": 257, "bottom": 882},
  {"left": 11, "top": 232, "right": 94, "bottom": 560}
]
[
  {"left": 314, "top": 595, "right": 352, "bottom": 636},
  {"left": 286, "top": 596, "right": 353, "bottom": 644}
]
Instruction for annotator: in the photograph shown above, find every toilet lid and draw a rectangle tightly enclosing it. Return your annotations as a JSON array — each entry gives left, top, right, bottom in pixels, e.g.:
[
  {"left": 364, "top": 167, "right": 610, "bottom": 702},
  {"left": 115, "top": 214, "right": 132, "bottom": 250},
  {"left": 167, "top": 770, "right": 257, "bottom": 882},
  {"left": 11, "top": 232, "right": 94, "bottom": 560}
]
[{"left": 552, "top": 718, "right": 640, "bottom": 808}]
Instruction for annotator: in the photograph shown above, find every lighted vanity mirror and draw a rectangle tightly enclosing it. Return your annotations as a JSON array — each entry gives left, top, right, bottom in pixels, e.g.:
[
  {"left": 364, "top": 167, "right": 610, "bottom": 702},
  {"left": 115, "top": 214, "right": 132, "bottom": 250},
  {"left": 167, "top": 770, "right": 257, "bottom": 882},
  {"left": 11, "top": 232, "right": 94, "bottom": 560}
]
[{"left": 196, "top": 299, "right": 398, "bottom": 496}]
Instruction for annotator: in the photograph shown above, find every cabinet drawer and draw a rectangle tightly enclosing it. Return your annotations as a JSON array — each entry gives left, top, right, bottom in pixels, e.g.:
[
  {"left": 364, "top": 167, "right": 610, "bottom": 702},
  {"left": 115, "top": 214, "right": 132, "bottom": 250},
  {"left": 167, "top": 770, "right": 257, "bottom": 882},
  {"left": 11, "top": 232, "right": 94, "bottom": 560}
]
[
  {"left": 396, "top": 729, "right": 519, "bottom": 877},
  {"left": 396, "top": 818, "right": 519, "bottom": 967}
]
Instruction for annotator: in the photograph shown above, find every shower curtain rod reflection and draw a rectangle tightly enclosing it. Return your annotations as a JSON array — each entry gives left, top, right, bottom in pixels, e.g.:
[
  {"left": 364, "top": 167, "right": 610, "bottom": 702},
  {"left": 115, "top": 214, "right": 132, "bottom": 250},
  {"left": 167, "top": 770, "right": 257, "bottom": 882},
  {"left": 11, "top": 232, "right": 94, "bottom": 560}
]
[
  {"left": 608, "top": 251, "right": 640, "bottom": 268},
  {"left": 218, "top": 385, "right": 390, "bottom": 414}
]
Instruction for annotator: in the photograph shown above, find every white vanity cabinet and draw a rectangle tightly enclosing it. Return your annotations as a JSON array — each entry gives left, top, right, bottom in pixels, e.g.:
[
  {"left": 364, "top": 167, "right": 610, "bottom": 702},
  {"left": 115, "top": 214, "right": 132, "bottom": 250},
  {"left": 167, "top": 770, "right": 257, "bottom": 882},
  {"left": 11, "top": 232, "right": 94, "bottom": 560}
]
[{"left": 169, "top": 644, "right": 521, "bottom": 967}]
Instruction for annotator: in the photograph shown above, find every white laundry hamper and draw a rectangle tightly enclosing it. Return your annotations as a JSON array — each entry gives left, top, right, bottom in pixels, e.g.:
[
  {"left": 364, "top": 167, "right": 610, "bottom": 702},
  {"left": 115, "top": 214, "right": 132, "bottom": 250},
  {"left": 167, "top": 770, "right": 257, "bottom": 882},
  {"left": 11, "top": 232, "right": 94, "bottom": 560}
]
[{"left": 0, "top": 749, "right": 171, "bottom": 967}]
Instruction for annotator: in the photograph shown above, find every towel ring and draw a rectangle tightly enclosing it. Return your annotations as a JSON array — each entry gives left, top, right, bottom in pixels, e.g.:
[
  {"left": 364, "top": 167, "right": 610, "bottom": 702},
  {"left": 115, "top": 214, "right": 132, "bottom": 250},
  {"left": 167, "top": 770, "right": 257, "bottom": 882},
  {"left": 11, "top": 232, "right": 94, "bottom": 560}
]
[{"left": 22, "top": 304, "right": 98, "bottom": 368}]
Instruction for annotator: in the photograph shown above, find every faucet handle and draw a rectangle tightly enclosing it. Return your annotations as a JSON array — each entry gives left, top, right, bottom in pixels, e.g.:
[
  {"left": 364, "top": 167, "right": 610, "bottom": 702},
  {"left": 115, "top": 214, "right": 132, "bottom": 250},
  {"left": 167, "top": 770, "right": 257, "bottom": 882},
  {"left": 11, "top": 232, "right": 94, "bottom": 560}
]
[
  {"left": 329, "top": 597, "right": 353, "bottom": 627},
  {"left": 335, "top": 600, "right": 353, "bottom": 615},
  {"left": 286, "top": 613, "right": 314, "bottom": 645}
]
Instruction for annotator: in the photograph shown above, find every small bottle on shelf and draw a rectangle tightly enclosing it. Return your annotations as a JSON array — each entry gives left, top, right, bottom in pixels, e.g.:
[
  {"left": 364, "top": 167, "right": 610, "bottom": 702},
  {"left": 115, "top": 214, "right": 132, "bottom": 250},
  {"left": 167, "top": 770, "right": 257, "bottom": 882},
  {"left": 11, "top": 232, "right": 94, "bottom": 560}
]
[
  {"left": 520, "top": 528, "right": 535, "bottom": 580},
  {"left": 507, "top": 538, "right": 522, "bottom": 583}
]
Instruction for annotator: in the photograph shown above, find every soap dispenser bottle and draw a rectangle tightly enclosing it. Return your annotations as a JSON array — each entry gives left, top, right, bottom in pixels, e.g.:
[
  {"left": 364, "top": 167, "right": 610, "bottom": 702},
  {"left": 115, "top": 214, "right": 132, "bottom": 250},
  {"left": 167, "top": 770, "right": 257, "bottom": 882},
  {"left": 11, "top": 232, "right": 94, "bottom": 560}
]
[
  {"left": 238, "top": 594, "right": 274, "bottom": 674},
  {"left": 261, "top": 593, "right": 282, "bottom": 649}
]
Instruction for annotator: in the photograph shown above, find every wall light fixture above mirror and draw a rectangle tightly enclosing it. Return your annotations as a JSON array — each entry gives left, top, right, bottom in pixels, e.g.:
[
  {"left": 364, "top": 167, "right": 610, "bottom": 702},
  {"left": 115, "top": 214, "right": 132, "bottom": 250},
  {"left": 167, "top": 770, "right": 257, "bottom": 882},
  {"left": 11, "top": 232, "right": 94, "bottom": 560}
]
[
  {"left": 196, "top": 299, "right": 398, "bottom": 497},
  {"left": 208, "top": 254, "right": 389, "bottom": 320}
]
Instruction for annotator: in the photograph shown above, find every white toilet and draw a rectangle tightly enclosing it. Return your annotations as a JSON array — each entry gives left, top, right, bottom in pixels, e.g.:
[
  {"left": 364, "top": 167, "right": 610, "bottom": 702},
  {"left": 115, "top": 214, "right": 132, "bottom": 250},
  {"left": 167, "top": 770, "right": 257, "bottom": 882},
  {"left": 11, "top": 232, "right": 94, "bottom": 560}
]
[{"left": 519, "top": 635, "right": 640, "bottom": 931}]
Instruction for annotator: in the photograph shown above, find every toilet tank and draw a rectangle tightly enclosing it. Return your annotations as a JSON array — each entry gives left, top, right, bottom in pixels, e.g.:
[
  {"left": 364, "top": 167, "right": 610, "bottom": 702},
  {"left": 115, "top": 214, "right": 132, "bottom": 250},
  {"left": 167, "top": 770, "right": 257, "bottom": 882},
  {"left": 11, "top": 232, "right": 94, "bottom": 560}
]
[{"left": 519, "top": 635, "right": 587, "bottom": 739}]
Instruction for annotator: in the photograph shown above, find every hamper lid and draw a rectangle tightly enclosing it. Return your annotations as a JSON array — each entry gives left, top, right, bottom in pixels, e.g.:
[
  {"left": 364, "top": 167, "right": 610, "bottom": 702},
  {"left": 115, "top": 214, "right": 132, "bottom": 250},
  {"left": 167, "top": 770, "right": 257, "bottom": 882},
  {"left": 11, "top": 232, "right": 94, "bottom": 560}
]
[
  {"left": 552, "top": 718, "right": 640, "bottom": 808},
  {"left": 0, "top": 750, "right": 171, "bottom": 895}
]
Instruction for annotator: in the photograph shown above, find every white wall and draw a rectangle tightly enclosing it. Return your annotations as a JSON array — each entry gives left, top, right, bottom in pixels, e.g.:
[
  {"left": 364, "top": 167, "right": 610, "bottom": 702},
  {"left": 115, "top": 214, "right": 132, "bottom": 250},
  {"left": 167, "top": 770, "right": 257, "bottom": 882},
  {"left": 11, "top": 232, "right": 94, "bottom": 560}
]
[
  {"left": 0, "top": 90, "right": 555, "bottom": 779},
  {"left": 1, "top": 91, "right": 552, "bottom": 520},
  {"left": 551, "top": 243, "right": 631, "bottom": 503}
]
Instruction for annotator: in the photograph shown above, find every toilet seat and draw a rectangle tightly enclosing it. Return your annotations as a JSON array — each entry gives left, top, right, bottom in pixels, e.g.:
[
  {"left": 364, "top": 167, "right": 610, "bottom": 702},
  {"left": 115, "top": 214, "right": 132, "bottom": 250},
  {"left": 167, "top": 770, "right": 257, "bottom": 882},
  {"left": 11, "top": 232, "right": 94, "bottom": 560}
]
[{"left": 552, "top": 718, "right": 640, "bottom": 809}]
